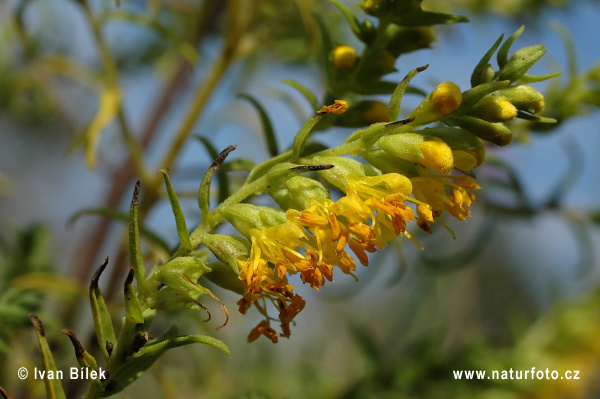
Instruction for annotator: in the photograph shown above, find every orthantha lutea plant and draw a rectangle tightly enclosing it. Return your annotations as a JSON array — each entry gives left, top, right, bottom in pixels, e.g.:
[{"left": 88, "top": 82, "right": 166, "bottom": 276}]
[{"left": 3, "top": 4, "right": 558, "bottom": 399}]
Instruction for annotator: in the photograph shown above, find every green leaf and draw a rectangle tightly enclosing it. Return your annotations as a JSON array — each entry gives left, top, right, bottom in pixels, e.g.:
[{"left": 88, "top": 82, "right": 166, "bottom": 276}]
[
  {"left": 267, "top": 163, "right": 334, "bottom": 188},
  {"left": 29, "top": 314, "right": 67, "bottom": 399},
  {"left": 388, "top": 64, "right": 429, "bottom": 121},
  {"left": 160, "top": 170, "right": 192, "bottom": 252},
  {"left": 198, "top": 146, "right": 237, "bottom": 222},
  {"left": 103, "top": 334, "right": 230, "bottom": 396},
  {"left": 551, "top": 22, "right": 577, "bottom": 80},
  {"left": 281, "top": 79, "right": 319, "bottom": 111},
  {"left": 238, "top": 94, "right": 278, "bottom": 157},
  {"left": 328, "top": 0, "right": 362, "bottom": 39},
  {"left": 291, "top": 115, "right": 326, "bottom": 162},
  {"left": 89, "top": 257, "right": 117, "bottom": 361},
  {"left": 246, "top": 151, "right": 292, "bottom": 183},
  {"left": 196, "top": 136, "right": 231, "bottom": 203},
  {"left": 516, "top": 110, "right": 557, "bottom": 123},
  {"left": 68, "top": 208, "right": 170, "bottom": 253},
  {"left": 128, "top": 181, "right": 145, "bottom": 283},
  {"left": 471, "top": 34, "right": 504, "bottom": 88},
  {"left": 498, "top": 45, "right": 547, "bottom": 83},
  {"left": 390, "top": 10, "right": 468, "bottom": 27},
  {"left": 497, "top": 26, "right": 524, "bottom": 69},
  {"left": 124, "top": 268, "right": 144, "bottom": 324},
  {"left": 518, "top": 72, "right": 562, "bottom": 83}
]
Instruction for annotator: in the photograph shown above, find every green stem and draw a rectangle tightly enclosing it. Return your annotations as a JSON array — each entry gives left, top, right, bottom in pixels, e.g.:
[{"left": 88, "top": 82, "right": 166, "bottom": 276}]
[{"left": 82, "top": 319, "right": 138, "bottom": 399}]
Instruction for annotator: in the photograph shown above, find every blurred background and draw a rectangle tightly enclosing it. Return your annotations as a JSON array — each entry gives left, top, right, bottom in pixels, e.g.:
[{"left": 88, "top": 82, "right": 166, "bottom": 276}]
[{"left": 1, "top": 0, "right": 600, "bottom": 398}]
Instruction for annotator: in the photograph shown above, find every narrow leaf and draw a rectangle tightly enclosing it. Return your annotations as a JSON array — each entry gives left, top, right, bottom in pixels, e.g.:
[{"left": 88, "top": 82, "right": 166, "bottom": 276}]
[
  {"left": 238, "top": 94, "right": 278, "bottom": 157},
  {"left": 516, "top": 110, "right": 557, "bottom": 123},
  {"left": 388, "top": 64, "right": 429, "bottom": 121},
  {"left": 198, "top": 146, "right": 237, "bottom": 222},
  {"left": 498, "top": 45, "right": 547, "bottom": 82},
  {"left": 328, "top": 0, "right": 362, "bottom": 39},
  {"left": 160, "top": 170, "right": 192, "bottom": 252},
  {"left": 390, "top": 10, "right": 468, "bottom": 27},
  {"left": 134, "top": 334, "right": 230, "bottom": 358},
  {"left": 129, "top": 180, "right": 145, "bottom": 283},
  {"left": 551, "top": 22, "right": 577, "bottom": 80},
  {"left": 291, "top": 115, "right": 325, "bottom": 162},
  {"left": 124, "top": 268, "right": 144, "bottom": 324},
  {"left": 89, "top": 256, "right": 117, "bottom": 360},
  {"left": 196, "top": 137, "right": 231, "bottom": 203},
  {"left": 102, "top": 334, "right": 230, "bottom": 396},
  {"left": 518, "top": 72, "right": 562, "bottom": 83},
  {"left": 29, "top": 314, "right": 67, "bottom": 399},
  {"left": 281, "top": 79, "right": 319, "bottom": 111},
  {"left": 471, "top": 34, "right": 504, "bottom": 87},
  {"left": 246, "top": 151, "right": 292, "bottom": 183},
  {"left": 497, "top": 25, "right": 524, "bottom": 69}
]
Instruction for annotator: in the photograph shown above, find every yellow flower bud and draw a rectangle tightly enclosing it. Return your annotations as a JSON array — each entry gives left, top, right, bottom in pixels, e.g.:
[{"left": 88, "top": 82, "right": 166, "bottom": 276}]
[
  {"left": 469, "top": 95, "right": 517, "bottom": 122},
  {"left": 417, "top": 139, "right": 454, "bottom": 174},
  {"left": 360, "top": 0, "right": 383, "bottom": 15},
  {"left": 408, "top": 81, "right": 462, "bottom": 126},
  {"left": 378, "top": 133, "right": 454, "bottom": 174},
  {"left": 332, "top": 46, "right": 357, "bottom": 69},
  {"left": 496, "top": 85, "right": 545, "bottom": 114},
  {"left": 430, "top": 82, "right": 462, "bottom": 116}
]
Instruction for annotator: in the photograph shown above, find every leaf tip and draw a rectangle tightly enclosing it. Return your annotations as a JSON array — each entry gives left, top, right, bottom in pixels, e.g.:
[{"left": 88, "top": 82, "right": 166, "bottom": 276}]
[{"left": 29, "top": 313, "right": 45, "bottom": 336}]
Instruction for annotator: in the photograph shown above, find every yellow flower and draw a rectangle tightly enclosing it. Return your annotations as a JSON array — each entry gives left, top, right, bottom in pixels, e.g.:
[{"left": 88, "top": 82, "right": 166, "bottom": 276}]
[
  {"left": 332, "top": 45, "right": 357, "bottom": 69},
  {"left": 411, "top": 173, "right": 480, "bottom": 229},
  {"left": 236, "top": 173, "right": 420, "bottom": 342}
]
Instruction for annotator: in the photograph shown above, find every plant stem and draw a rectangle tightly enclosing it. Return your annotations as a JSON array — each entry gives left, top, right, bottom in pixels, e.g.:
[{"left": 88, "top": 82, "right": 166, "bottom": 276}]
[{"left": 82, "top": 319, "right": 139, "bottom": 399}]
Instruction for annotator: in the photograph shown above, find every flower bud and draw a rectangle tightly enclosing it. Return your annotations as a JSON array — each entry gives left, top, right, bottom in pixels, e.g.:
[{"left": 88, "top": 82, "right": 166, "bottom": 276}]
[
  {"left": 360, "top": 0, "right": 385, "bottom": 16},
  {"left": 377, "top": 133, "right": 454, "bottom": 174},
  {"left": 269, "top": 176, "right": 330, "bottom": 211},
  {"left": 417, "top": 127, "right": 485, "bottom": 170},
  {"left": 452, "top": 115, "right": 513, "bottom": 146},
  {"left": 469, "top": 95, "right": 517, "bottom": 122},
  {"left": 408, "top": 82, "right": 462, "bottom": 125},
  {"left": 221, "top": 204, "right": 287, "bottom": 238},
  {"left": 202, "top": 234, "right": 250, "bottom": 274},
  {"left": 496, "top": 85, "right": 544, "bottom": 113},
  {"left": 138, "top": 257, "right": 212, "bottom": 310},
  {"left": 332, "top": 45, "right": 357, "bottom": 69}
]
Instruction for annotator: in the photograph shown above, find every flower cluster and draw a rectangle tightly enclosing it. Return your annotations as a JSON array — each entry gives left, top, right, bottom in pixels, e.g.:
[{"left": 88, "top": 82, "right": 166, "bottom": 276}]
[
  {"left": 200, "top": 27, "right": 553, "bottom": 343},
  {"left": 237, "top": 171, "right": 480, "bottom": 343}
]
